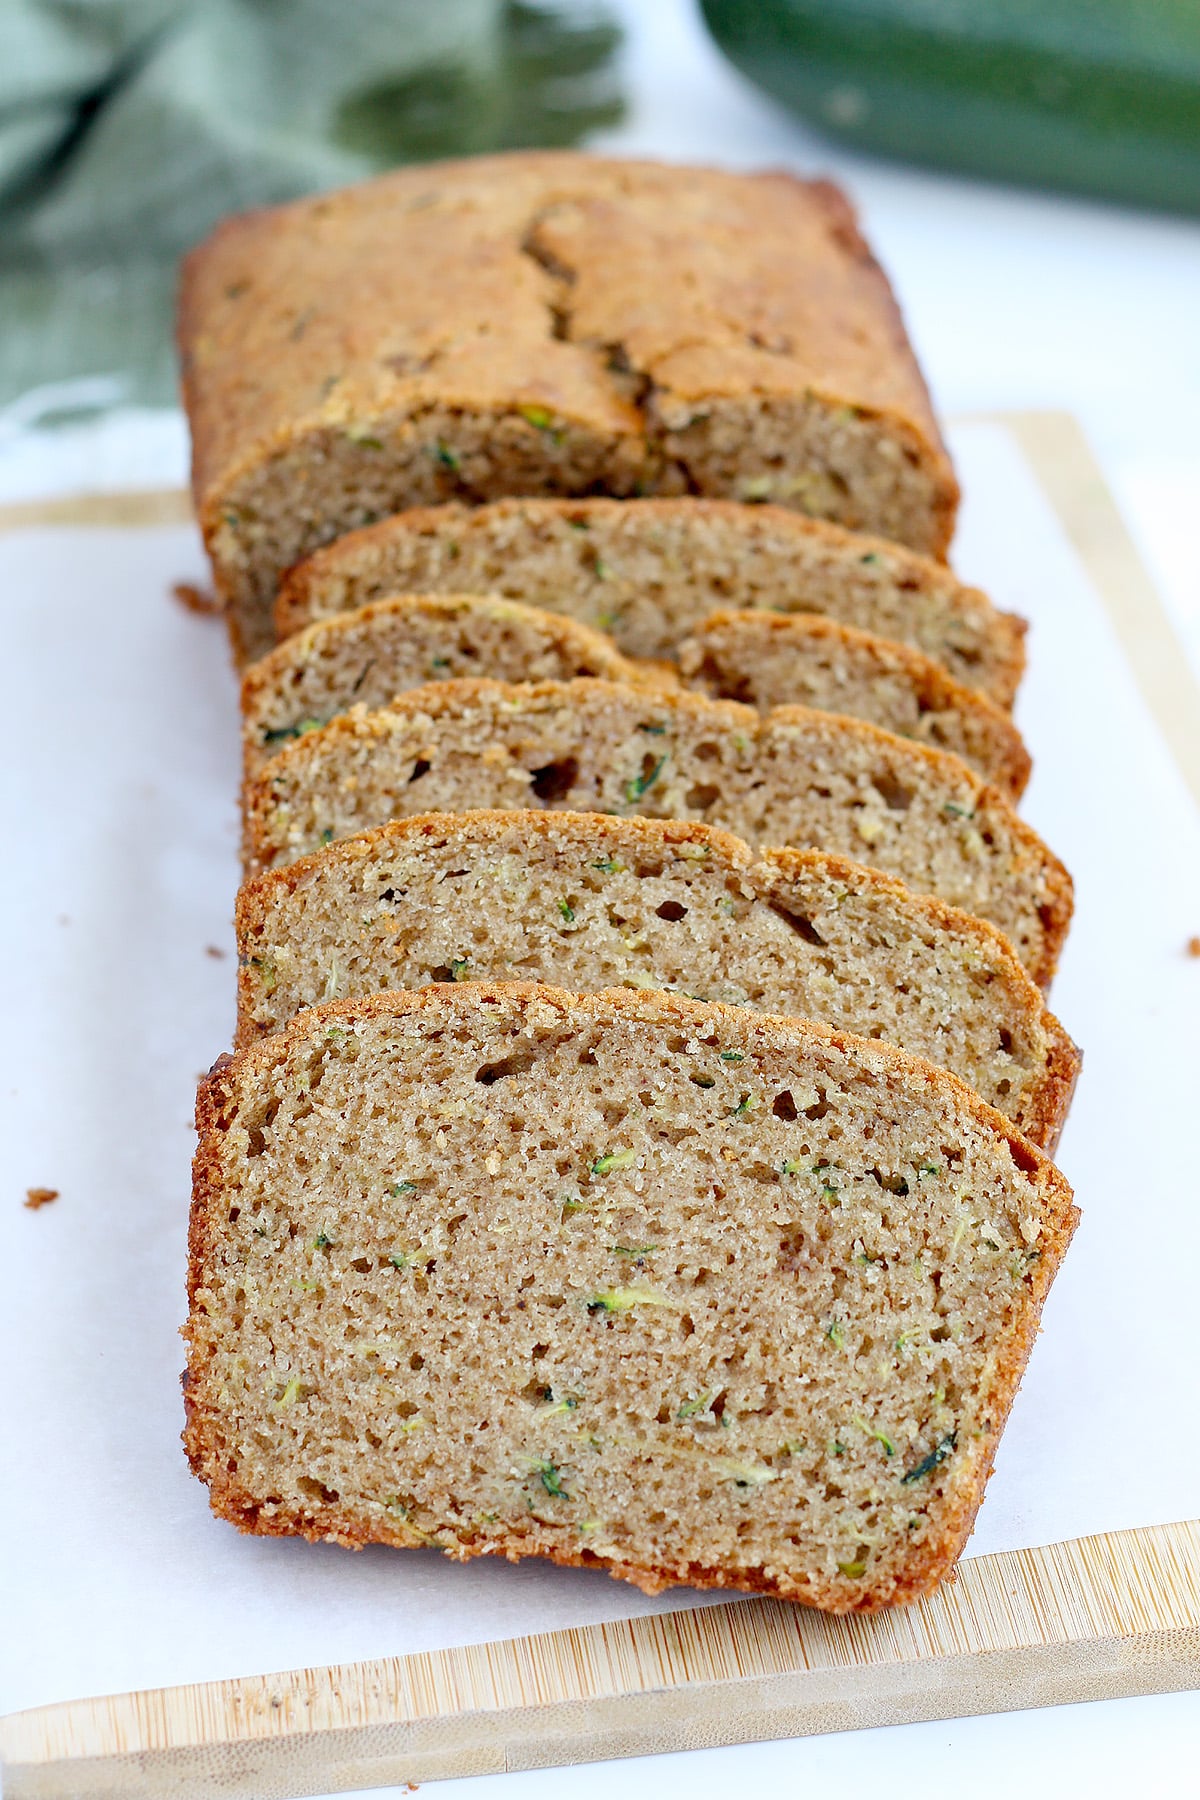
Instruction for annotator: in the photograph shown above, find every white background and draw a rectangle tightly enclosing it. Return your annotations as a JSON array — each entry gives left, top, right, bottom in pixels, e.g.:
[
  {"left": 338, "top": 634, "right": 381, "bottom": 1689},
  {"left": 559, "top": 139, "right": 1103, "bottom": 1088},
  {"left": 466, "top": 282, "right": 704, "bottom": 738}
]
[{"left": 3, "top": 1, "right": 1200, "bottom": 1793}]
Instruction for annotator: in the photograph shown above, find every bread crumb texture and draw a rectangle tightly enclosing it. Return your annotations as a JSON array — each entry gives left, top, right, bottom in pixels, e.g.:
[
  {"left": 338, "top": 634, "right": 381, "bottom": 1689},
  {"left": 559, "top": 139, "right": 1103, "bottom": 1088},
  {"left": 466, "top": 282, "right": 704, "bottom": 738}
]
[
  {"left": 180, "top": 155, "right": 957, "bottom": 658},
  {"left": 235, "top": 812, "right": 1078, "bottom": 1149},
  {"left": 240, "top": 593, "right": 658, "bottom": 777},
  {"left": 242, "top": 593, "right": 1027, "bottom": 795},
  {"left": 185, "top": 984, "right": 1076, "bottom": 1613},
  {"left": 242, "top": 679, "right": 1072, "bottom": 986},
  {"left": 680, "top": 611, "right": 1030, "bottom": 796},
  {"left": 275, "top": 497, "right": 1021, "bottom": 704}
]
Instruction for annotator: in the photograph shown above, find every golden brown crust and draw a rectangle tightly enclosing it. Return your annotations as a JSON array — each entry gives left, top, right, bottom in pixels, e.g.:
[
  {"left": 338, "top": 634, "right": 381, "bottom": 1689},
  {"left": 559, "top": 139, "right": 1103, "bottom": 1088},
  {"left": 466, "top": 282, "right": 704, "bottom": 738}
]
[
  {"left": 183, "top": 154, "right": 953, "bottom": 517},
  {"left": 180, "top": 153, "right": 958, "bottom": 658},
  {"left": 185, "top": 982, "right": 1077, "bottom": 1612},
  {"left": 1020, "top": 1019, "right": 1083, "bottom": 1159}
]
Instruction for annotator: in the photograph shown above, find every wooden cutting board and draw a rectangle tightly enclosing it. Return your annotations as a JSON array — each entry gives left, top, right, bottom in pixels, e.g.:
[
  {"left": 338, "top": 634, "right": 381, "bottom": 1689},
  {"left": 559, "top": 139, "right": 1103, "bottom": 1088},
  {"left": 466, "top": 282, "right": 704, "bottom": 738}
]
[
  {"left": 2, "top": 414, "right": 1197, "bottom": 1800},
  {"left": 3, "top": 1520, "right": 1199, "bottom": 1798}
]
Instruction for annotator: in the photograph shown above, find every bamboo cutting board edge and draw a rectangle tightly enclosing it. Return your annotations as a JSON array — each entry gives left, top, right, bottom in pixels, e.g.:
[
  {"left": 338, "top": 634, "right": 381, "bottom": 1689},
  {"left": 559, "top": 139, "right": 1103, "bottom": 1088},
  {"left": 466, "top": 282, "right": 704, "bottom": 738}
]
[
  {"left": 3, "top": 410, "right": 1199, "bottom": 1797},
  {"left": 3, "top": 1518, "right": 1200, "bottom": 1799}
]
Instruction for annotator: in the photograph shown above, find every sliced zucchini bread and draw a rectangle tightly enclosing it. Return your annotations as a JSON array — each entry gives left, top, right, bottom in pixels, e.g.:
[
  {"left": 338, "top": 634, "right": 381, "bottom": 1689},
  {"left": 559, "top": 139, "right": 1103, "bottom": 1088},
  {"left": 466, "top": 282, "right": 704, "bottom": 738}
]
[
  {"left": 275, "top": 497, "right": 1024, "bottom": 705},
  {"left": 235, "top": 811, "right": 1078, "bottom": 1148},
  {"left": 679, "top": 611, "right": 1030, "bottom": 796},
  {"left": 242, "top": 679, "right": 1072, "bottom": 986},
  {"left": 185, "top": 983, "right": 1077, "bottom": 1612},
  {"left": 241, "top": 593, "right": 657, "bottom": 777},
  {"left": 245, "top": 593, "right": 1026, "bottom": 794}
]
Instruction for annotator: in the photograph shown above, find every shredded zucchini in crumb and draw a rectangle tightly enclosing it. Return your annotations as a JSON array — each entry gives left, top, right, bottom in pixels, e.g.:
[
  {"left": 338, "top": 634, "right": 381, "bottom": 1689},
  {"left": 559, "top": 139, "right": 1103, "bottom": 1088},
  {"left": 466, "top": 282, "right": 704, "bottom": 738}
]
[
  {"left": 586, "top": 1286, "right": 679, "bottom": 1314},
  {"left": 262, "top": 716, "right": 324, "bottom": 746},
  {"left": 711, "top": 1455, "right": 776, "bottom": 1488},
  {"left": 624, "top": 755, "right": 666, "bottom": 802},
  {"left": 539, "top": 1391, "right": 579, "bottom": 1416},
  {"left": 518, "top": 405, "right": 559, "bottom": 435},
  {"left": 590, "top": 1147, "right": 636, "bottom": 1176},
  {"left": 901, "top": 1432, "right": 957, "bottom": 1484},
  {"left": 853, "top": 1416, "right": 896, "bottom": 1457}
]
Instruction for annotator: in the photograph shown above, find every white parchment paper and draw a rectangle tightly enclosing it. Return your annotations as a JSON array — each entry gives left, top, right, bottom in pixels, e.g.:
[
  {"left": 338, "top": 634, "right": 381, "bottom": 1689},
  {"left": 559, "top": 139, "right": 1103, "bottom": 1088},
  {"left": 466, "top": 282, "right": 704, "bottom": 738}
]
[{"left": 2, "top": 420, "right": 1198, "bottom": 1718}]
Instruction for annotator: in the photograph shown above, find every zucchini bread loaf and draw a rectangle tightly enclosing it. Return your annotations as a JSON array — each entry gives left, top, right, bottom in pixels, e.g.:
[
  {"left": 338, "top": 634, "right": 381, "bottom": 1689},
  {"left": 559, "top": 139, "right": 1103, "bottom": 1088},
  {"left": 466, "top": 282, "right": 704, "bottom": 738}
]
[
  {"left": 243, "top": 592, "right": 1024, "bottom": 793},
  {"left": 275, "top": 498, "right": 1018, "bottom": 702},
  {"left": 185, "top": 983, "right": 1077, "bottom": 1611},
  {"left": 240, "top": 594, "right": 655, "bottom": 777},
  {"left": 242, "top": 678, "right": 1072, "bottom": 986},
  {"left": 180, "top": 155, "right": 958, "bottom": 659},
  {"left": 680, "top": 611, "right": 1029, "bottom": 795},
  {"left": 235, "top": 811, "right": 1078, "bottom": 1148}
]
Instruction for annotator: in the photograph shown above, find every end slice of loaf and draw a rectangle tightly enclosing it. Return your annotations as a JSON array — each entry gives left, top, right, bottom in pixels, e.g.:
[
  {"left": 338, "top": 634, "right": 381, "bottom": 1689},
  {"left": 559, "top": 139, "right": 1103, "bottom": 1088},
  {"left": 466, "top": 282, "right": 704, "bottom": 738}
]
[
  {"left": 235, "top": 811, "right": 1079, "bottom": 1149},
  {"left": 186, "top": 983, "right": 1077, "bottom": 1612},
  {"left": 276, "top": 497, "right": 1023, "bottom": 705},
  {"left": 240, "top": 593, "right": 659, "bottom": 777},
  {"left": 242, "top": 679, "right": 1073, "bottom": 987},
  {"left": 680, "top": 611, "right": 1030, "bottom": 798},
  {"left": 182, "top": 156, "right": 957, "bottom": 660}
]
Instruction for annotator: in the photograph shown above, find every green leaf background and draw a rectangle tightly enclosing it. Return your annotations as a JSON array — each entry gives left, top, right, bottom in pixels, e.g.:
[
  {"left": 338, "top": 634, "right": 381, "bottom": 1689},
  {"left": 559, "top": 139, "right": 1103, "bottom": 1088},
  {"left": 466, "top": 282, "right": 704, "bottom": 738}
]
[{"left": 0, "top": 1, "right": 623, "bottom": 408}]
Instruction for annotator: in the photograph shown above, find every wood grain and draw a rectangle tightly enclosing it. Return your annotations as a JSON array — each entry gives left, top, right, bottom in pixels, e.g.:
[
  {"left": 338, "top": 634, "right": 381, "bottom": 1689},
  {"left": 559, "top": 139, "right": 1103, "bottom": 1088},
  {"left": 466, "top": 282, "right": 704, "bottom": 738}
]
[
  {"left": 1003, "top": 409, "right": 1200, "bottom": 809},
  {"left": 3, "top": 1519, "right": 1199, "bottom": 1799},
  {"left": 0, "top": 489, "right": 192, "bottom": 532}
]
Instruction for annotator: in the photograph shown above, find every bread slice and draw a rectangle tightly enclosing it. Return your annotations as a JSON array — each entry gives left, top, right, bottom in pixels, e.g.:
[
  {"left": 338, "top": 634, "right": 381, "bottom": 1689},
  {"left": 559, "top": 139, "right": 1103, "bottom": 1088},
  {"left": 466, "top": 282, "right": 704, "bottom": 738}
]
[
  {"left": 240, "top": 593, "right": 656, "bottom": 778},
  {"left": 181, "top": 155, "right": 957, "bottom": 660},
  {"left": 245, "top": 592, "right": 1026, "bottom": 797},
  {"left": 275, "top": 497, "right": 1022, "bottom": 705},
  {"left": 242, "top": 679, "right": 1072, "bottom": 987},
  {"left": 680, "top": 611, "right": 1030, "bottom": 797},
  {"left": 185, "top": 982, "right": 1077, "bottom": 1612},
  {"left": 234, "top": 811, "right": 1078, "bottom": 1149}
]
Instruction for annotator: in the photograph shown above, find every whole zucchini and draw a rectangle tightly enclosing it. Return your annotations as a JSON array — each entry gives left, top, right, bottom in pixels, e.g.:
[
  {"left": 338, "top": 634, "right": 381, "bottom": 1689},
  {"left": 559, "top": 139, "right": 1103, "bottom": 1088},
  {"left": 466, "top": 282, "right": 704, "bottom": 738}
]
[{"left": 700, "top": 0, "right": 1200, "bottom": 215}]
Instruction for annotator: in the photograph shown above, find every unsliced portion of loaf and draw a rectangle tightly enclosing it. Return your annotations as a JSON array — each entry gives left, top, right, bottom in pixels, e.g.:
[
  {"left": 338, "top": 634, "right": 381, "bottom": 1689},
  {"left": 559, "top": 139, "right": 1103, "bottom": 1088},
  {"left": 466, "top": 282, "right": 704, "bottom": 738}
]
[
  {"left": 276, "top": 498, "right": 1022, "bottom": 705},
  {"left": 234, "top": 811, "right": 1078, "bottom": 1149},
  {"left": 243, "top": 679, "right": 1072, "bottom": 986},
  {"left": 680, "top": 611, "right": 1030, "bottom": 797},
  {"left": 181, "top": 154, "right": 958, "bottom": 660},
  {"left": 240, "top": 594, "right": 655, "bottom": 777},
  {"left": 186, "top": 983, "right": 1077, "bottom": 1612}
]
